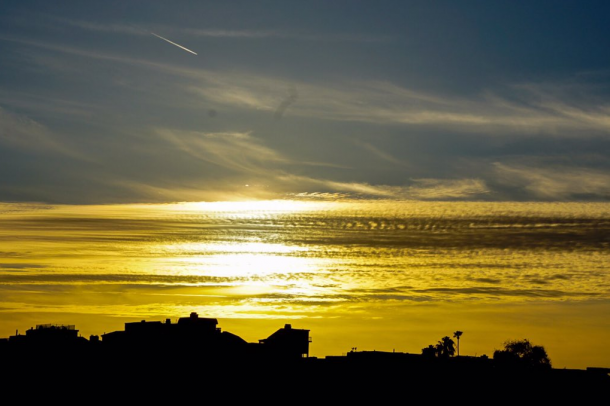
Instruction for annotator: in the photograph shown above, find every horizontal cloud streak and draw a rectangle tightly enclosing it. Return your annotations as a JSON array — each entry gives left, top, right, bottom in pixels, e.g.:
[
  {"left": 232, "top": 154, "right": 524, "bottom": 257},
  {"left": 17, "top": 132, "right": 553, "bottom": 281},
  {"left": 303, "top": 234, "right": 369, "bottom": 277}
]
[
  {"left": 156, "top": 129, "right": 288, "bottom": 174},
  {"left": 413, "top": 287, "right": 599, "bottom": 298},
  {"left": 278, "top": 175, "right": 489, "bottom": 200},
  {"left": 154, "top": 129, "right": 491, "bottom": 201},
  {"left": 186, "top": 28, "right": 277, "bottom": 39},
  {"left": 0, "top": 91, "right": 94, "bottom": 119},
  {"left": 355, "top": 141, "right": 408, "bottom": 167},
  {"left": 494, "top": 163, "right": 610, "bottom": 200},
  {"left": 407, "top": 179, "right": 490, "bottom": 199},
  {"left": 190, "top": 76, "right": 610, "bottom": 136},
  {"left": 50, "top": 19, "right": 146, "bottom": 35},
  {"left": 51, "top": 18, "right": 388, "bottom": 42},
  {"left": 0, "top": 107, "right": 86, "bottom": 159},
  {"left": 9, "top": 32, "right": 610, "bottom": 138}
]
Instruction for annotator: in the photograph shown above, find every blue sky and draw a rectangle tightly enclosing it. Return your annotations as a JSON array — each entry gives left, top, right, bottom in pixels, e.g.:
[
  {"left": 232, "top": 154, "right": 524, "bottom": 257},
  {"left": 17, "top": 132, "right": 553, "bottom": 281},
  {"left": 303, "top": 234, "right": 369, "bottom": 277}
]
[{"left": 1, "top": 0, "right": 610, "bottom": 203}]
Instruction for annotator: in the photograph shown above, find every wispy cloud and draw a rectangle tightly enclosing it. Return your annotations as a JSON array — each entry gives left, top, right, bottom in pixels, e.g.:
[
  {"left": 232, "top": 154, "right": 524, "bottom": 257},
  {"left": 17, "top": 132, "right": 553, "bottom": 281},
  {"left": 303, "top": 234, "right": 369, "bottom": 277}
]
[
  {"left": 156, "top": 129, "right": 288, "bottom": 174},
  {"left": 188, "top": 74, "right": 610, "bottom": 136},
  {"left": 0, "top": 91, "right": 94, "bottom": 118},
  {"left": 0, "top": 107, "right": 86, "bottom": 159},
  {"left": 185, "top": 28, "right": 277, "bottom": 39},
  {"left": 106, "top": 179, "right": 280, "bottom": 203},
  {"left": 494, "top": 162, "right": 610, "bottom": 200},
  {"left": 406, "top": 178, "right": 490, "bottom": 199},
  {"left": 277, "top": 174, "right": 489, "bottom": 200},
  {"left": 292, "top": 80, "right": 610, "bottom": 135},
  {"left": 0, "top": 35, "right": 156, "bottom": 68},
  {"left": 0, "top": 203, "right": 53, "bottom": 215},
  {"left": 354, "top": 140, "right": 408, "bottom": 167},
  {"left": 413, "top": 286, "right": 595, "bottom": 298},
  {"left": 274, "top": 86, "right": 298, "bottom": 120},
  {"left": 11, "top": 30, "right": 610, "bottom": 139},
  {"left": 49, "top": 18, "right": 146, "bottom": 35},
  {"left": 288, "top": 192, "right": 353, "bottom": 200},
  {"left": 110, "top": 127, "right": 492, "bottom": 201},
  {"left": 185, "top": 27, "right": 389, "bottom": 43},
  {"left": 50, "top": 18, "right": 389, "bottom": 43},
  {"left": 188, "top": 77, "right": 281, "bottom": 112}
]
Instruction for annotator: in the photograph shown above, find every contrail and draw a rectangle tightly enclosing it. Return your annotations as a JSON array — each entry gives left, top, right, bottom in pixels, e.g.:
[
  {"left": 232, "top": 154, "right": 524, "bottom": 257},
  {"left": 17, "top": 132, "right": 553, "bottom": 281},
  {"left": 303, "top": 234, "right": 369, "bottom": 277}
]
[{"left": 150, "top": 32, "right": 197, "bottom": 55}]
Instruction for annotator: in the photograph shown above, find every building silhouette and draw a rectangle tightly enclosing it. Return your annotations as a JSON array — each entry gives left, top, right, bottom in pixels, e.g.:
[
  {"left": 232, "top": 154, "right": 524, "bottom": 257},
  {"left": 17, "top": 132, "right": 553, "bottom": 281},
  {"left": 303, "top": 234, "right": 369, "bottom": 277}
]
[
  {"left": 1, "top": 311, "right": 608, "bottom": 399},
  {"left": 1, "top": 311, "right": 311, "bottom": 364}
]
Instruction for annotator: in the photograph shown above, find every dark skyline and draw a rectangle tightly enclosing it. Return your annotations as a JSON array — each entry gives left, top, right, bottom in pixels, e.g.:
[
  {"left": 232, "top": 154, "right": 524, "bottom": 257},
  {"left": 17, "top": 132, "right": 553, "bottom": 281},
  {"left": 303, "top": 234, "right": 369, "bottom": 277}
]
[
  {"left": 1, "top": 1, "right": 609, "bottom": 378},
  {"left": 3, "top": 311, "right": 609, "bottom": 399}
]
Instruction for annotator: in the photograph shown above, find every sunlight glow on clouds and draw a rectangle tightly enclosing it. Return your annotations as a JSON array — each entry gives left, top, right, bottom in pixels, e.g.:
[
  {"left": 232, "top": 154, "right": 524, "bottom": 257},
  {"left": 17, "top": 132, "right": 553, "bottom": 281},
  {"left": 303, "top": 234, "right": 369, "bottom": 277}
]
[
  {"left": 1, "top": 4, "right": 610, "bottom": 205},
  {"left": 2, "top": 1, "right": 610, "bottom": 372},
  {"left": 406, "top": 179, "right": 490, "bottom": 199},
  {"left": 277, "top": 175, "right": 490, "bottom": 201},
  {"left": 187, "top": 73, "right": 610, "bottom": 137},
  {"left": 156, "top": 129, "right": 288, "bottom": 174}
]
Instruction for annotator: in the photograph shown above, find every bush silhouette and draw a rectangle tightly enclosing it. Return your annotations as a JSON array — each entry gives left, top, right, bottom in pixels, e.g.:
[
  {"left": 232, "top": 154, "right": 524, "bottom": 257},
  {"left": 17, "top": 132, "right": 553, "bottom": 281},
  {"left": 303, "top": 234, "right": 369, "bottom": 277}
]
[{"left": 493, "top": 338, "right": 552, "bottom": 369}]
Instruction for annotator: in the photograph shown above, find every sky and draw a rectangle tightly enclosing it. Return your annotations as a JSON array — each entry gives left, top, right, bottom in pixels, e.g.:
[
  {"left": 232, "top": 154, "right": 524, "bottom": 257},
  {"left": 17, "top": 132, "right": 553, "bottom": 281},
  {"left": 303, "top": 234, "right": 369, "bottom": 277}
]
[{"left": 1, "top": 0, "right": 610, "bottom": 204}]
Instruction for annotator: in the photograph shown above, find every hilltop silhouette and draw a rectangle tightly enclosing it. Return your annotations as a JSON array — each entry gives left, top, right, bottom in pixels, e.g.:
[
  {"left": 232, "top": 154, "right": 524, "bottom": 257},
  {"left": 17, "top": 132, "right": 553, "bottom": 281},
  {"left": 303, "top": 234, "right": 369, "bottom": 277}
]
[{"left": 1, "top": 312, "right": 608, "bottom": 400}]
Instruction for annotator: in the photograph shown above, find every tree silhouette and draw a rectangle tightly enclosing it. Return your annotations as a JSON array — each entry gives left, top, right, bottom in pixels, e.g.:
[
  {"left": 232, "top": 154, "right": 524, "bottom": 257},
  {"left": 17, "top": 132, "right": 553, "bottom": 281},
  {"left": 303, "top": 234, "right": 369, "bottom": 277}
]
[
  {"left": 422, "top": 335, "right": 457, "bottom": 358},
  {"left": 453, "top": 331, "right": 463, "bottom": 356},
  {"left": 493, "top": 338, "right": 552, "bottom": 369},
  {"left": 421, "top": 344, "right": 437, "bottom": 358},
  {"left": 435, "top": 336, "right": 456, "bottom": 359}
]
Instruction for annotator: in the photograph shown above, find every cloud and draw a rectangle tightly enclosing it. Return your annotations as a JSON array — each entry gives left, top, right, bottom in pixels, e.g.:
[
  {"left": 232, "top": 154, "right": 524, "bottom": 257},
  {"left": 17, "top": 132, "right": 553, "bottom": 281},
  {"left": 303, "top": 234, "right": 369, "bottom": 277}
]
[
  {"left": 185, "top": 28, "right": 277, "bottom": 39},
  {"left": 354, "top": 141, "right": 408, "bottom": 167},
  {"left": 0, "top": 273, "right": 245, "bottom": 285},
  {"left": 0, "top": 35, "right": 154, "bottom": 71},
  {"left": 0, "top": 264, "right": 46, "bottom": 270},
  {"left": 0, "top": 91, "right": 94, "bottom": 119},
  {"left": 494, "top": 162, "right": 610, "bottom": 200},
  {"left": 3, "top": 26, "right": 610, "bottom": 204},
  {"left": 187, "top": 74, "right": 610, "bottom": 136},
  {"left": 0, "top": 107, "right": 86, "bottom": 159},
  {"left": 274, "top": 86, "right": 298, "bottom": 120},
  {"left": 188, "top": 77, "right": 280, "bottom": 112},
  {"left": 12, "top": 30, "right": 610, "bottom": 139},
  {"left": 413, "top": 287, "right": 596, "bottom": 298},
  {"left": 288, "top": 192, "right": 353, "bottom": 201},
  {"left": 150, "top": 129, "right": 454, "bottom": 201},
  {"left": 302, "top": 80, "right": 610, "bottom": 135},
  {"left": 107, "top": 179, "right": 279, "bottom": 203},
  {"left": 185, "top": 28, "right": 389, "bottom": 42},
  {"left": 406, "top": 179, "right": 490, "bottom": 199},
  {"left": 0, "top": 202, "right": 53, "bottom": 215},
  {"left": 48, "top": 17, "right": 388, "bottom": 43},
  {"left": 49, "top": 19, "right": 146, "bottom": 35},
  {"left": 156, "top": 129, "right": 288, "bottom": 175},
  {"left": 278, "top": 175, "right": 490, "bottom": 201}
]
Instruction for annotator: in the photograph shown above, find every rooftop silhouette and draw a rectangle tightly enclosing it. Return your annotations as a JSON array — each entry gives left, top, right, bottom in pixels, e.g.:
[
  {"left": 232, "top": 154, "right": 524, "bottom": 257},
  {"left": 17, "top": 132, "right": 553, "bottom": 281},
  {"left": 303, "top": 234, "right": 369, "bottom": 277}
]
[{"left": 1, "top": 312, "right": 608, "bottom": 399}]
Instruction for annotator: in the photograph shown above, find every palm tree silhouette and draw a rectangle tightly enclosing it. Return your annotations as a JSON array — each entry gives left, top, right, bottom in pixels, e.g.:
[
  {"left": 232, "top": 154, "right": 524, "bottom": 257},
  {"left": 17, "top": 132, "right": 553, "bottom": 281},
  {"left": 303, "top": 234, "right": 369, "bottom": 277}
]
[
  {"left": 436, "top": 336, "right": 456, "bottom": 358},
  {"left": 453, "top": 331, "right": 463, "bottom": 356}
]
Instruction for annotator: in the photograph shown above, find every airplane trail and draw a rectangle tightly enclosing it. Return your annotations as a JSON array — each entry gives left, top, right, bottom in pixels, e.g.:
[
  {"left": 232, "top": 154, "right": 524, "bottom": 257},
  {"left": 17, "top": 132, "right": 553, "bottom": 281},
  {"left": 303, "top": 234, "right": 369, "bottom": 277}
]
[{"left": 150, "top": 32, "right": 197, "bottom": 55}]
